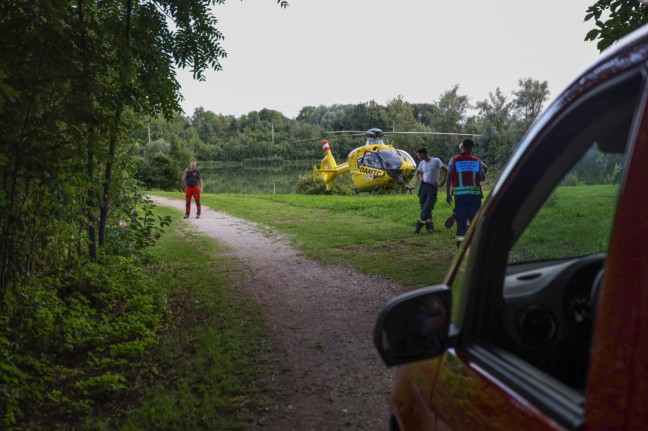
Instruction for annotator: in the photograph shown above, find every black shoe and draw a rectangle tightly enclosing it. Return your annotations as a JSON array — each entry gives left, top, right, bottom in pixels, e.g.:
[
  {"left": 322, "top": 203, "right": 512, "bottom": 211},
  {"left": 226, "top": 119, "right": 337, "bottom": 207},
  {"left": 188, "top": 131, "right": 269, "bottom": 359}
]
[
  {"left": 414, "top": 221, "right": 424, "bottom": 234},
  {"left": 425, "top": 221, "right": 434, "bottom": 232}
]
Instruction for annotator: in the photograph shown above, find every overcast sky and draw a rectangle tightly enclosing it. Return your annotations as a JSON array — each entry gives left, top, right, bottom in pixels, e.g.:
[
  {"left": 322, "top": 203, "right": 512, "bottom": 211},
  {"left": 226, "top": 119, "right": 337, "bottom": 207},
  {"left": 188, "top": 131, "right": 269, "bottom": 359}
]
[{"left": 177, "top": 0, "right": 601, "bottom": 119}]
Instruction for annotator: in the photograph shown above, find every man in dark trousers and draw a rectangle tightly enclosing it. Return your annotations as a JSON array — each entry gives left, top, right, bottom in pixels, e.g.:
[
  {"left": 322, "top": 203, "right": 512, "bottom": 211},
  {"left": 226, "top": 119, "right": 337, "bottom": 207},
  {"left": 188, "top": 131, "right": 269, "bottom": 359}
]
[
  {"left": 414, "top": 147, "right": 448, "bottom": 233},
  {"left": 445, "top": 139, "right": 487, "bottom": 249},
  {"left": 182, "top": 160, "right": 203, "bottom": 219}
]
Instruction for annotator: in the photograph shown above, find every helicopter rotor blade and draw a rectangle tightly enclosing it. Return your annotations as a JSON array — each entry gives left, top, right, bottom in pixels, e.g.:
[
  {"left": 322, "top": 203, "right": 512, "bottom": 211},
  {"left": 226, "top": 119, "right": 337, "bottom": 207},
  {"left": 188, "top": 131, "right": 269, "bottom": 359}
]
[
  {"left": 383, "top": 131, "right": 482, "bottom": 137},
  {"left": 283, "top": 137, "right": 328, "bottom": 145},
  {"left": 283, "top": 132, "right": 369, "bottom": 145},
  {"left": 325, "top": 130, "right": 368, "bottom": 135},
  {"left": 282, "top": 129, "right": 481, "bottom": 145}
]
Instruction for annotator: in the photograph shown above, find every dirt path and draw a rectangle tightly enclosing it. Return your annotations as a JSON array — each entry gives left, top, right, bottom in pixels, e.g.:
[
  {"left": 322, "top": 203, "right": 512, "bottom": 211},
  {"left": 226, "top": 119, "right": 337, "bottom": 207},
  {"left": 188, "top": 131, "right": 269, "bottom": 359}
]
[{"left": 150, "top": 196, "right": 407, "bottom": 430}]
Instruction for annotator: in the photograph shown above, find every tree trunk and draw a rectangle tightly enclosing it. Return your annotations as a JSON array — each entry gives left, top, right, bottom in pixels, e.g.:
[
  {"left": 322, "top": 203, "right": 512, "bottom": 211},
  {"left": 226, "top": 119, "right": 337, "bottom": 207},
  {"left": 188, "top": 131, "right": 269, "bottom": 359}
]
[
  {"left": 87, "top": 149, "right": 97, "bottom": 261},
  {"left": 98, "top": 111, "right": 120, "bottom": 248}
]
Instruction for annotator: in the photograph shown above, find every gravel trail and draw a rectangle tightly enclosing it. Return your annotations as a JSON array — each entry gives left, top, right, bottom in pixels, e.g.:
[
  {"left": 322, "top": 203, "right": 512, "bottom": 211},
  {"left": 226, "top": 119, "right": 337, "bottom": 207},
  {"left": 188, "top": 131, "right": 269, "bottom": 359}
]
[{"left": 150, "top": 196, "right": 406, "bottom": 431}]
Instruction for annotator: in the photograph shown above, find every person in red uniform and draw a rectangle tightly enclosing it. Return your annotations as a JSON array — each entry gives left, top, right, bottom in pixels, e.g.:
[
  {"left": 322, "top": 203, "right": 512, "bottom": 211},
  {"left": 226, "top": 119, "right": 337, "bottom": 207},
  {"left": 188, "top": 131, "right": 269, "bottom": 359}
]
[
  {"left": 182, "top": 161, "right": 203, "bottom": 219},
  {"left": 445, "top": 139, "right": 487, "bottom": 249}
]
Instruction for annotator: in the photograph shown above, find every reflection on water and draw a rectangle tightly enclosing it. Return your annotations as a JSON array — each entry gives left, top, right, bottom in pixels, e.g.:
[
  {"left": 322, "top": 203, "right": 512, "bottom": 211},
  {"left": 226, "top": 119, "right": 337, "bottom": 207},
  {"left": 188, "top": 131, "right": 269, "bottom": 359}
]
[{"left": 200, "top": 161, "right": 319, "bottom": 194}]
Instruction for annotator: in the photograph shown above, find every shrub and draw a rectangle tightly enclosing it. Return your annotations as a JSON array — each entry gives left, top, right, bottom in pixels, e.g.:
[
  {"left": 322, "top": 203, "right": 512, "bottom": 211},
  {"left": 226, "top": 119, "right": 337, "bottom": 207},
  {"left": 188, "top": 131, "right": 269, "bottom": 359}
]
[
  {"left": 135, "top": 153, "right": 183, "bottom": 191},
  {"left": 106, "top": 197, "right": 172, "bottom": 261},
  {"left": 0, "top": 256, "right": 171, "bottom": 429},
  {"left": 295, "top": 173, "right": 354, "bottom": 195}
]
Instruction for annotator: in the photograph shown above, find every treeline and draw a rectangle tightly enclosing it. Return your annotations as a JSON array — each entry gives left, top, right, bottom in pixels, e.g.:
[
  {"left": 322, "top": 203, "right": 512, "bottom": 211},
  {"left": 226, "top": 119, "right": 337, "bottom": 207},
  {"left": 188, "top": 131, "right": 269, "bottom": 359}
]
[{"left": 136, "top": 80, "right": 551, "bottom": 189}]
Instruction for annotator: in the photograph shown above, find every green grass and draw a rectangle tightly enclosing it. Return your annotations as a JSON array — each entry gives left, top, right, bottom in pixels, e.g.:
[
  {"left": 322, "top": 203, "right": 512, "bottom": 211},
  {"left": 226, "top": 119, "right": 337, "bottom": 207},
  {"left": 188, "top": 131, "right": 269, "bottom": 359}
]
[
  {"left": 152, "top": 191, "right": 459, "bottom": 287},
  {"left": 510, "top": 185, "right": 618, "bottom": 262},
  {"left": 88, "top": 206, "right": 269, "bottom": 430},
  {"left": 153, "top": 184, "right": 619, "bottom": 286}
]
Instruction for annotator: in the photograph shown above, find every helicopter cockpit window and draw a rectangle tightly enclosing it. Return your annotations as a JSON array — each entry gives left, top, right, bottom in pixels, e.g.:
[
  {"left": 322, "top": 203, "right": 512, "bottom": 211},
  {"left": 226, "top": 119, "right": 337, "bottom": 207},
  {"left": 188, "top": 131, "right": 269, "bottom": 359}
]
[
  {"left": 359, "top": 150, "right": 405, "bottom": 170},
  {"left": 359, "top": 152, "right": 383, "bottom": 169},
  {"left": 379, "top": 150, "right": 405, "bottom": 169}
]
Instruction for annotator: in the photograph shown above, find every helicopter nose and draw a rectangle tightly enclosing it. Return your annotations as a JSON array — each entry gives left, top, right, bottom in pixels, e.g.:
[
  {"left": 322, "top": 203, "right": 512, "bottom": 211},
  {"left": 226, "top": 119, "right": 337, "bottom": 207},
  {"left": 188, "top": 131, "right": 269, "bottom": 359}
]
[{"left": 387, "top": 170, "right": 404, "bottom": 183}]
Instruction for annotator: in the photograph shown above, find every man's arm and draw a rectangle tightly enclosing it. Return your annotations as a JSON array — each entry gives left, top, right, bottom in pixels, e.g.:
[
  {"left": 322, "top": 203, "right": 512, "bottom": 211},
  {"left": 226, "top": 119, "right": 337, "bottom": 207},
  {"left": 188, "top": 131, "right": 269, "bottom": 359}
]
[
  {"left": 445, "top": 163, "right": 453, "bottom": 203},
  {"left": 480, "top": 161, "right": 488, "bottom": 182},
  {"left": 439, "top": 164, "right": 448, "bottom": 186}
]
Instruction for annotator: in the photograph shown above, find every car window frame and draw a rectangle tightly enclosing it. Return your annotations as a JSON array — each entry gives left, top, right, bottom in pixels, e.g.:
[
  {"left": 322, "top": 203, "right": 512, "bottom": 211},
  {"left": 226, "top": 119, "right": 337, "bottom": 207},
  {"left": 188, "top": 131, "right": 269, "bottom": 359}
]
[{"left": 446, "top": 65, "right": 648, "bottom": 429}]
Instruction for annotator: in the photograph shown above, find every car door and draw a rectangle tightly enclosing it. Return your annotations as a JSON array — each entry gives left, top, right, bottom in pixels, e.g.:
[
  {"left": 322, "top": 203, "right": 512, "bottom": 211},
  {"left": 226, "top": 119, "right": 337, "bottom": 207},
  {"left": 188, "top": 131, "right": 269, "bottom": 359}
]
[{"left": 428, "top": 57, "right": 648, "bottom": 429}]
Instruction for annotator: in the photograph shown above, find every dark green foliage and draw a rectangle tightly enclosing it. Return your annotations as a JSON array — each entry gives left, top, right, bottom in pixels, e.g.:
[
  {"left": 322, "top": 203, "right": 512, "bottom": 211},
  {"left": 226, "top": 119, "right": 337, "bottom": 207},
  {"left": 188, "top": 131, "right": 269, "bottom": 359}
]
[
  {"left": 0, "top": 0, "right": 289, "bottom": 428},
  {"left": 295, "top": 173, "right": 354, "bottom": 195},
  {"left": 0, "top": 256, "right": 171, "bottom": 428},
  {"left": 136, "top": 153, "right": 184, "bottom": 191},
  {"left": 585, "top": 0, "right": 648, "bottom": 51},
  {"left": 106, "top": 198, "right": 173, "bottom": 258}
]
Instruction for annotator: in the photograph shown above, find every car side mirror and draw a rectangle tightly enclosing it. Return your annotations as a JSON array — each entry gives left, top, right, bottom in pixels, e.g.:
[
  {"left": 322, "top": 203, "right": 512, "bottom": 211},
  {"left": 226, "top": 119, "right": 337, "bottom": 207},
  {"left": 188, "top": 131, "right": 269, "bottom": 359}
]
[{"left": 373, "top": 286, "right": 451, "bottom": 367}]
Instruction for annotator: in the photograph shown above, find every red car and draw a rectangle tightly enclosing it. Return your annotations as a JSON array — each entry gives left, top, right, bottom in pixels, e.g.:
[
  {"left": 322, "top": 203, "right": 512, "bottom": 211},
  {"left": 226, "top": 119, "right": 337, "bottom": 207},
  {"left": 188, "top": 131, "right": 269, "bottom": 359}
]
[{"left": 374, "top": 23, "right": 648, "bottom": 430}]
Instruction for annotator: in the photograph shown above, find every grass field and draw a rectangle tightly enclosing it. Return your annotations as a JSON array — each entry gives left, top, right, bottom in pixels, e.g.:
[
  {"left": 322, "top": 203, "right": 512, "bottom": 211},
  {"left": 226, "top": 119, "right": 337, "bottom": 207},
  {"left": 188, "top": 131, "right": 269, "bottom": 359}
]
[
  {"left": 152, "top": 183, "right": 618, "bottom": 287},
  {"left": 509, "top": 185, "right": 617, "bottom": 262},
  {"left": 152, "top": 191, "right": 459, "bottom": 287}
]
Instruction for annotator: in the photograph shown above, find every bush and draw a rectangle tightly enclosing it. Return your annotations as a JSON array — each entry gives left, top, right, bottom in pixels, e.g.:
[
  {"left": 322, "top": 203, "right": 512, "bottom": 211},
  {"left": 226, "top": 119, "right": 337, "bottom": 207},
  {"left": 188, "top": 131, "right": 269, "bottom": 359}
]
[
  {"left": 135, "top": 153, "right": 183, "bottom": 191},
  {"left": 0, "top": 256, "right": 171, "bottom": 429},
  {"left": 295, "top": 173, "right": 354, "bottom": 195},
  {"left": 106, "top": 197, "right": 172, "bottom": 261}
]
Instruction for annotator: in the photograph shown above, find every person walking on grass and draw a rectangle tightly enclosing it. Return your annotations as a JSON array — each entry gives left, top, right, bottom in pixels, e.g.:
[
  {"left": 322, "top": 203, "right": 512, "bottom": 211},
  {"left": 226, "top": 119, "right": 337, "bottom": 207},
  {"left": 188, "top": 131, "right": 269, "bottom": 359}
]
[
  {"left": 182, "top": 160, "right": 203, "bottom": 219},
  {"left": 446, "top": 138, "right": 487, "bottom": 249},
  {"left": 414, "top": 147, "right": 448, "bottom": 234}
]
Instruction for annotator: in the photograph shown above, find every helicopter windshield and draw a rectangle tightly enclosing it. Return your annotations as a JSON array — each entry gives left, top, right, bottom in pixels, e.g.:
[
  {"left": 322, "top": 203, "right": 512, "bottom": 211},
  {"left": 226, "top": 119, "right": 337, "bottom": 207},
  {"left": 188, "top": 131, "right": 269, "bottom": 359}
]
[
  {"left": 365, "top": 138, "right": 384, "bottom": 145},
  {"left": 359, "top": 150, "right": 404, "bottom": 170}
]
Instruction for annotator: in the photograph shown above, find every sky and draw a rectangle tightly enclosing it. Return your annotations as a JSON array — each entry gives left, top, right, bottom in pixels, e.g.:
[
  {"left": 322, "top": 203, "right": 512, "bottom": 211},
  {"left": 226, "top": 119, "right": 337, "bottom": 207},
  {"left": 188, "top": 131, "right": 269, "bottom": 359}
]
[{"left": 177, "top": 0, "right": 602, "bottom": 119}]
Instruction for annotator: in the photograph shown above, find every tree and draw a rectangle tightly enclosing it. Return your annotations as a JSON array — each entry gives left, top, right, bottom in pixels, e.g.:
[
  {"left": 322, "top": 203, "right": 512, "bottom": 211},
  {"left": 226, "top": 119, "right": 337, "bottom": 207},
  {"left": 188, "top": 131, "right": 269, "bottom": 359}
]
[
  {"left": 510, "top": 78, "right": 550, "bottom": 130},
  {"left": 385, "top": 96, "right": 417, "bottom": 131},
  {"left": 346, "top": 101, "right": 389, "bottom": 131},
  {"left": 0, "top": 0, "right": 289, "bottom": 290},
  {"left": 426, "top": 85, "right": 471, "bottom": 161},
  {"left": 411, "top": 103, "right": 438, "bottom": 128},
  {"left": 585, "top": 0, "right": 648, "bottom": 51},
  {"left": 475, "top": 88, "right": 514, "bottom": 165}
]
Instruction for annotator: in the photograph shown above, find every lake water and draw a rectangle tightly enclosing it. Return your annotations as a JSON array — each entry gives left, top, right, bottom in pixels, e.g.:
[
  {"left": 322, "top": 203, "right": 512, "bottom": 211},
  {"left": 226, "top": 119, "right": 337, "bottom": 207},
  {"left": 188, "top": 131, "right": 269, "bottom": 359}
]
[{"left": 199, "top": 161, "right": 319, "bottom": 194}]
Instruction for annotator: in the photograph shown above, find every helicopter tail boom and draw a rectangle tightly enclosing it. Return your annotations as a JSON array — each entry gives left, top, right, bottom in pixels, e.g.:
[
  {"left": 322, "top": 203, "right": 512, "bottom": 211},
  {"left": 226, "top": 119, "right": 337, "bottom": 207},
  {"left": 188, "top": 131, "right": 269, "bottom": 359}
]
[{"left": 313, "top": 139, "right": 349, "bottom": 191}]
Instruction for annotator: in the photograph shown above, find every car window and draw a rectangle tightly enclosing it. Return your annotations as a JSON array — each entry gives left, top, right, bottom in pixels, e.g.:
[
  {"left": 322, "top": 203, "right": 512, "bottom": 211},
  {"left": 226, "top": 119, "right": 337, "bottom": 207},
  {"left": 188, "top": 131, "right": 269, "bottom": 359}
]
[{"left": 508, "top": 147, "right": 625, "bottom": 263}]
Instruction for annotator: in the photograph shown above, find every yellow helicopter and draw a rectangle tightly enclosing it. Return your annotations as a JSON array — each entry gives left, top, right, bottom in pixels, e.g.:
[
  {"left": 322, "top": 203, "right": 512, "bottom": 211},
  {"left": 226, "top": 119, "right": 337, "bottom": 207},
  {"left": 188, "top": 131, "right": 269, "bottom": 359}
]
[{"left": 303, "top": 128, "right": 479, "bottom": 194}]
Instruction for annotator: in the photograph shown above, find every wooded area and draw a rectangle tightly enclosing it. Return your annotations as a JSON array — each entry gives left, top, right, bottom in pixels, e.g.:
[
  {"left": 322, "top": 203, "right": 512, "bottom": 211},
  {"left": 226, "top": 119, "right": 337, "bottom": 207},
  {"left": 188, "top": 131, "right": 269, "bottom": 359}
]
[
  {"left": 136, "top": 80, "right": 550, "bottom": 191},
  {"left": 0, "top": 1, "right": 261, "bottom": 427}
]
